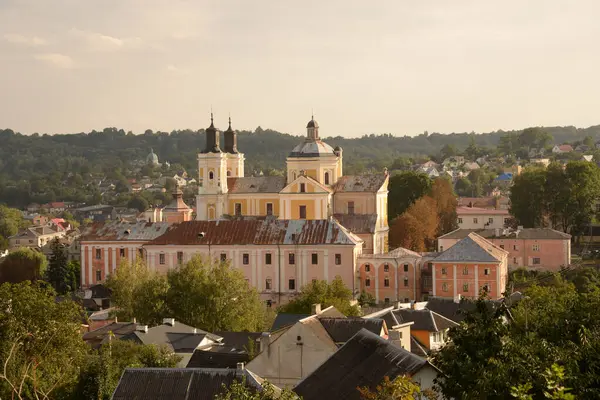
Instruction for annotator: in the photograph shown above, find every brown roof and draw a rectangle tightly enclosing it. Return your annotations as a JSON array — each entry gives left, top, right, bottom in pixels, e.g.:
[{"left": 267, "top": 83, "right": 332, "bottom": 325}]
[
  {"left": 333, "top": 174, "right": 387, "bottom": 193},
  {"left": 163, "top": 187, "right": 192, "bottom": 213},
  {"left": 80, "top": 221, "right": 173, "bottom": 242},
  {"left": 333, "top": 214, "right": 377, "bottom": 234},
  {"left": 227, "top": 176, "right": 286, "bottom": 193},
  {"left": 146, "top": 219, "right": 361, "bottom": 246}
]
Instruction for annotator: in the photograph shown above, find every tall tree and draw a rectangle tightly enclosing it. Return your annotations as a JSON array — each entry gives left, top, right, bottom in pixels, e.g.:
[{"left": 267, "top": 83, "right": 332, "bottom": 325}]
[
  {"left": 430, "top": 177, "right": 458, "bottom": 235},
  {"left": 106, "top": 259, "right": 151, "bottom": 322},
  {"left": 518, "top": 127, "right": 553, "bottom": 151},
  {"left": 388, "top": 172, "right": 432, "bottom": 221},
  {"left": 509, "top": 168, "right": 547, "bottom": 228},
  {"left": 0, "top": 247, "right": 47, "bottom": 283},
  {"left": 279, "top": 276, "right": 361, "bottom": 316},
  {"left": 46, "top": 237, "right": 70, "bottom": 294}
]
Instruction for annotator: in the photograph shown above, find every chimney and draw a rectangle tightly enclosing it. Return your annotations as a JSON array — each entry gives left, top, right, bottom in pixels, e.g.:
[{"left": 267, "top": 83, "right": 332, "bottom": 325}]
[
  {"left": 454, "top": 294, "right": 462, "bottom": 304},
  {"left": 136, "top": 324, "right": 148, "bottom": 333},
  {"left": 311, "top": 303, "right": 321, "bottom": 315},
  {"left": 259, "top": 332, "right": 271, "bottom": 354},
  {"left": 163, "top": 318, "right": 175, "bottom": 326},
  {"left": 236, "top": 362, "right": 245, "bottom": 371}
]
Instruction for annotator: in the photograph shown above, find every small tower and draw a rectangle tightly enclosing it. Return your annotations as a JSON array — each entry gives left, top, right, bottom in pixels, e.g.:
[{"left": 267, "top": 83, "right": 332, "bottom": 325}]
[
  {"left": 162, "top": 184, "right": 193, "bottom": 222},
  {"left": 223, "top": 116, "right": 238, "bottom": 153},
  {"left": 223, "top": 116, "right": 245, "bottom": 178},
  {"left": 306, "top": 116, "right": 319, "bottom": 141},
  {"left": 202, "top": 113, "right": 221, "bottom": 153}
]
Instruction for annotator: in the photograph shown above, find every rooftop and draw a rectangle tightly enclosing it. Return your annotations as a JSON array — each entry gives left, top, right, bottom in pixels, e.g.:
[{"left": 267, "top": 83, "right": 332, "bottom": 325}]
[
  {"left": 332, "top": 213, "right": 377, "bottom": 234},
  {"left": 227, "top": 176, "right": 287, "bottom": 194},
  {"left": 122, "top": 321, "right": 222, "bottom": 353},
  {"left": 456, "top": 206, "right": 510, "bottom": 215},
  {"left": 319, "top": 317, "right": 385, "bottom": 343},
  {"left": 289, "top": 140, "right": 336, "bottom": 157},
  {"left": 439, "top": 228, "right": 572, "bottom": 240},
  {"left": 434, "top": 233, "right": 508, "bottom": 263},
  {"left": 394, "top": 308, "right": 458, "bottom": 332},
  {"left": 333, "top": 174, "right": 388, "bottom": 193}
]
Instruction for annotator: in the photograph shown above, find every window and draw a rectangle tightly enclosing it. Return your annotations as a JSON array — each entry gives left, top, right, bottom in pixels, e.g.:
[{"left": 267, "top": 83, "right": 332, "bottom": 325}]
[
  {"left": 227, "top": 170, "right": 231, "bottom": 177},
  {"left": 177, "top": 251, "right": 183, "bottom": 264},
  {"left": 138, "top": 248, "right": 144, "bottom": 258},
  {"left": 514, "top": 257, "right": 517, "bottom": 264},
  {"left": 220, "top": 253, "right": 227, "bottom": 262},
  {"left": 482, "top": 284, "right": 490, "bottom": 292},
  {"left": 440, "top": 246, "right": 444, "bottom": 252},
  {"left": 119, "top": 248, "right": 125, "bottom": 257},
  {"left": 463, "top": 266, "right": 469, "bottom": 275},
  {"left": 243, "top": 253, "right": 249, "bottom": 265},
  {"left": 365, "top": 278, "right": 371, "bottom": 287},
  {"left": 384, "top": 264, "right": 389, "bottom": 272},
  {"left": 365, "top": 264, "right": 370, "bottom": 272},
  {"left": 299, "top": 205, "right": 307, "bottom": 219},
  {"left": 266, "top": 203, "right": 273, "bottom": 216},
  {"left": 265, "top": 278, "right": 272, "bottom": 290},
  {"left": 384, "top": 297, "right": 390, "bottom": 304},
  {"left": 458, "top": 218, "right": 463, "bottom": 224},
  {"left": 533, "top": 244, "right": 540, "bottom": 251},
  {"left": 500, "top": 245, "right": 505, "bottom": 249},
  {"left": 441, "top": 267, "right": 447, "bottom": 275},
  {"left": 96, "top": 270, "right": 102, "bottom": 281},
  {"left": 513, "top": 245, "right": 518, "bottom": 250},
  {"left": 312, "top": 278, "right": 317, "bottom": 283},
  {"left": 266, "top": 300, "right": 272, "bottom": 308},
  {"left": 15, "top": 240, "right": 20, "bottom": 245},
  {"left": 533, "top": 257, "right": 541, "bottom": 265},
  {"left": 484, "top": 268, "right": 490, "bottom": 275},
  {"left": 291, "top": 233, "right": 296, "bottom": 242},
  {"left": 265, "top": 253, "right": 272, "bottom": 265},
  {"left": 463, "top": 283, "right": 469, "bottom": 292},
  {"left": 289, "top": 279, "right": 296, "bottom": 290},
  {"left": 300, "top": 183, "right": 306, "bottom": 193},
  {"left": 335, "top": 254, "right": 341, "bottom": 265},
  {"left": 235, "top": 203, "right": 242, "bottom": 216},
  {"left": 403, "top": 264, "right": 409, "bottom": 272},
  {"left": 384, "top": 278, "right": 390, "bottom": 287},
  {"left": 504, "top": 218, "right": 510, "bottom": 225},
  {"left": 473, "top": 218, "right": 478, "bottom": 224},
  {"left": 311, "top": 253, "right": 318, "bottom": 264},
  {"left": 95, "top": 249, "right": 101, "bottom": 259},
  {"left": 289, "top": 253, "right": 295, "bottom": 264},
  {"left": 324, "top": 172, "right": 330, "bottom": 185},
  {"left": 404, "top": 277, "right": 409, "bottom": 287},
  {"left": 348, "top": 201, "right": 355, "bottom": 215},
  {"left": 159, "top": 253, "right": 165, "bottom": 265},
  {"left": 442, "top": 283, "right": 448, "bottom": 292},
  {"left": 209, "top": 171, "right": 214, "bottom": 180},
  {"left": 488, "top": 217, "right": 494, "bottom": 224}
]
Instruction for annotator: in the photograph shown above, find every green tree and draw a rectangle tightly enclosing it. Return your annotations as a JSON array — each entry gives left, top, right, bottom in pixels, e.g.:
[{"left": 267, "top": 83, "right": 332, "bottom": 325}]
[
  {"left": 388, "top": 172, "right": 432, "bottom": 221},
  {"left": 127, "top": 195, "right": 150, "bottom": 213},
  {"left": 66, "top": 260, "right": 81, "bottom": 291},
  {"left": 214, "top": 378, "right": 298, "bottom": 400},
  {"left": 279, "top": 276, "right": 360, "bottom": 316},
  {"left": 358, "top": 375, "right": 437, "bottom": 400},
  {"left": 509, "top": 168, "right": 547, "bottom": 228},
  {"left": 46, "top": 237, "right": 70, "bottom": 294},
  {"left": 518, "top": 127, "right": 553, "bottom": 151},
  {"left": 0, "top": 247, "right": 48, "bottom": 283},
  {"left": 430, "top": 177, "right": 457, "bottom": 235},
  {"left": 583, "top": 135, "right": 595, "bottom": 148},
  {"left": 0, "top": 281, "right": 88, "bottom": 399},
  {"left": 133, "top": 273, "right": 169, "bottom": 326},
  {"left": 439, "top": 144, "right": 458, "bottom": 160},
  {"left": 106, "top": 259, "right": 151, "bottom": 322},
  {"left": 464, "top": 137, "right": 480, "bottom": 160}
]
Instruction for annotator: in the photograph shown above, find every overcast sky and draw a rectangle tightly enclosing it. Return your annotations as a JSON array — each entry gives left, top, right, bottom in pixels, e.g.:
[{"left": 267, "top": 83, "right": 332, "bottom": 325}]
[{"left": 1, "top": 0, "right": 599, "bottom": 137}]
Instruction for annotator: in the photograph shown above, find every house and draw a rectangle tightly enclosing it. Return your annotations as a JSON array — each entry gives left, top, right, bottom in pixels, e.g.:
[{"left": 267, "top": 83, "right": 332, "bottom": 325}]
[
  {"left": 111, "top": 366, "right": 267, "bottom": 400},
  {"left": 457, "top": 196, "right": 509, "bottom": 210},
  {"left": 456, "top": 206, "right": 510, "bottom": 230},
  {"left": 74, "top": 204, "right": 116, "bottom": 223},
  {"left": 575, "top": 144, "right": 590, "bottom": 153},
  {"left": 583, "top": 155, "right": 594, "bottom": 162},
  {"left": 293, "top": 329, "right": 438, "bottom": 400},
  {"left": 431, "top": 232, "right": 509, "bottom": 300},
  {"left": 8, "top": 226, "right": 65, "bottom": 249},
  {"left": 530, "top": 158, "right": 551, "bottom": 167},
  {"left": 246, "top": 305, "right": 388, "bottom": 387},
  {"left": 360, "top": 306, "right": 414, "bottom": 352},
  {"left": 442, "top": 156, "right": 465, "bottom": 170},
  {"left": 186, "top": 331, "right": 262, "bottom": 368},
  {"left": 528, "top": 148, "right": 545, "bottom": 158},
  {"left": 552, "top": 144, "right": 574, "bottom": 154},
  {"left": 463, "top": 162, "right": 480, "bottom": 171},
  {"left": 26, "top": 203, "right": 41, "bottom": 213},
  {"left": 437, "top": 228, "right": 571, "bottom": 272},
  {"left": 43, "top": 202, "right": 66, "bottom": 213},
  {"left": 493, "top": 172, "right": 513, "bottom": 187}
]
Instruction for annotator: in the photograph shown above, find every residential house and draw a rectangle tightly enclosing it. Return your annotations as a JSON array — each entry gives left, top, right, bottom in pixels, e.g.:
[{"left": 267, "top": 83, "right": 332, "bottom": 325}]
[
  {"left": 293, "top": 329, "right": 438, "bottom": 400},
  {"left": 493, "top": 172, "right": 513, "bottom": 188},
  {"left": 43, "top": 202, "right": 66, "bottom": 213},
  {"left": 575, "top": 144, "right": 591, "bottom": 153},
  {"left": 187, "top": 331, "right": 262, "bottom": 368},
  {"left": 442, "top": 156, "right": 465, "bottom": 170},
  {"left": 393, "top": 308, "right": 458, "bottom": 351},
  {"left": 583, "top": 155, "right": 594, "bottom": 162},
  {"left": 246, "top": 305, "right": 388, "bottom": 387},
  {"left": 431, "top": 232, "right": 509, "bottom": 300},
  {"left": 530, "top": 158, "right": 551, "bottom": 167},
  {"left": 552, "top": 144, "right": 574, "bottom": 154},
  {"left": 360, "top": 306, "right": 414, "bottom": 352},
  {"left": 8, "top": 226, "right": 65, "bottom": 249},
  {"left": 26, "top": 203, "right": 41, "bottom": 213},
  {"left": 528, "top": 148, "right": 545, "bottom": 158},
  {"left": 111, "top": 366, "right": 267, "bottom": 400},
  {"left": 437, "top": 228, "right": 571, "bottom": 272},
  {"left": 456, "top": 206, "right": 510, "bottom": 230},
  {"left": 463, "top": 162, "right": 480, "bottom": 171},
  {"left": 457, "top": 196, "right": 509, "bottom": 210},
  {"left": 74, "top": 204, "right": 116, "bottom": 223}
]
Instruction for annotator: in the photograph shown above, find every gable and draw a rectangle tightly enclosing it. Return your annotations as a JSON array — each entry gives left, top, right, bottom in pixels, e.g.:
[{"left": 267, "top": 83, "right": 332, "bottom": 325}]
[{"left": 279, "top": 175, "right": 332, "bottom": 194}]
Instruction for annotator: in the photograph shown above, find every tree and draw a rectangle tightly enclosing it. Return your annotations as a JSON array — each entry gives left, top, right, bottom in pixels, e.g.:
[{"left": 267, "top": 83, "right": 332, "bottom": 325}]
[
  {"left": 464, "top": 137, "right": 480, "bottom": 160},
  {"left": 358, "top": 375, "right": 437, "bottom": 400},
  {"left": 127, "top": 195, "right": 149, "bottom": 213},
  {"left": 0, "top": 281, "right": 88, "bottom": 399},
  {"left": 518, "top": 127, "right": 553, "bottom": 151},
  {"left": 46, "top": 237, "right": 70, "bottom": 294},
  {"left": 454, "top": 177, "right": 472, "bottom": 197},
  {"left": 0, "top": 205, "right": 27, "bottom": 250},
  {"left": 389, "top": 197, "right": 439, "bottom": 252},
  {"left": 278, "top": 276, "right": 360, "bottom": 316},
  {"left": 429, "top": 178, "right": 457, "bottom": 235},
  {"left": 509, "top": 168, "right": 547, "bottom": 228},
  {"left": 66, "top": 260, "right": 81, "bottom": 292},
  {"left": 388, "top": 172, "right": 432, "bottom": 221},
  {"left": 214, "top": 378, "right": 298, "bottom": 400},
  {"left": 132, "top": 273, "right": 169, "bottom": 326},
  {"left": 106, "top": 259, "right": 151, "bottom": 322},
  {"left": 0, "top": 247, "right": 47, "bottom": 283},
  {"left": 439, "top": 144, "right": 458, "bottom": 160}
]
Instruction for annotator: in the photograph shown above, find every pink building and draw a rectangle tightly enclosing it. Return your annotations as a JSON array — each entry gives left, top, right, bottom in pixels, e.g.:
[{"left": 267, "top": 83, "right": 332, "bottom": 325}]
[
  {"left": 431, "top": 233, "right": 508, "bottom": 300},
  {"left": 456, "top": 206, "right": 510, "bottom": 230},
  {"left": 438, "top": 228, "right": 571, "bottom": 272}
]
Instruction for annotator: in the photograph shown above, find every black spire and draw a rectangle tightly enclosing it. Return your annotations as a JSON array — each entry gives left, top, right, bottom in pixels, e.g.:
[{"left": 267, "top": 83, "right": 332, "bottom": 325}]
[
  {"left": 223, "top": 114, "right": 238, "bottom": 154},
  {"left": 202, "top": 112, "right": 221, "bottom": 153}
]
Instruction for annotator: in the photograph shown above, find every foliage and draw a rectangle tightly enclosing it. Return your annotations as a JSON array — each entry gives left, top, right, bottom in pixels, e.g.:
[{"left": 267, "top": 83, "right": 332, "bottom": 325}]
[
  {"left": 0, "top": 281, "right": 88, "bottom": 399},
  {"left": 127, "top": 195, "right": 150, "bottom": 213},
  {"left": 106, "top": 258, "right": 151, "bottom": 322},
  {"left": 358, "top": 375, "right": 437, "bottom": 400},
  {"left": 279, "top": 276, "right": 361, "bottom": 316},
  {"left": 388, "top": 172, "right": 432, "bottom": 221},
  {"left": 0, "top": 247, "right": 47, "bottom": 283},
  {"left": 511, "top": 364, "right": 575, "bottom": 400},
  {"left": 358, "top": 290, "right": 377, "bottom": 307},
  {"left": 0, "top": 205, "right": 28, "bottom": 250},
  {"left": 214, "top": 377, "right": 298, "bottom": 400},
  {"left": 429, "top": 177, "right": 458, "bottom": 235},
  {"left": 46, "top": 237, "right": 70, "bottom": 294}
]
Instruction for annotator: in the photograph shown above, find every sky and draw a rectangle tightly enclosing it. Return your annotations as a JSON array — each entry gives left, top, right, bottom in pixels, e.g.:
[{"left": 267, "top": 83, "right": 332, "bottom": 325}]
[{"left": 1, "top": 0, "right": 599, "bottom": 138}]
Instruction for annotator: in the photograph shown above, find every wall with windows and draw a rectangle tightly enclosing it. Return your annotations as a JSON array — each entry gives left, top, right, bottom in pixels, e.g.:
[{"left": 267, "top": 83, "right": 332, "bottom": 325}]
[
  {"left": 80, "top": 242, "right": 144, "bottom": 287},
  {"left": 456, "top": 210, "right": 510, "bottom": 230},
  {"left": 357, "top": 256, "right": 421, "bottom": 304},
  {"left": 431, "top": 261, "right": 507, "bottom": 300}
]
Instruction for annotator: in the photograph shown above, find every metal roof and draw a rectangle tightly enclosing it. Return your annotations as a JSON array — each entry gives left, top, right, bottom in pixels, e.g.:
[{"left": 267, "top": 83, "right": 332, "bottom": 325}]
[
  {"left": 434, "top": 233, "right": 507, "bottom": 263},
  {"left": 227, "top": 176, "right": 287, "bottom": 193},
  {"left": 332, "top": 213, "right": 377, "bottom": 234},
  {"left": 333, "top": 174, "right": 387, "bottom": 193},
  {"left": 319, "top": 317, "right": 384, "bottom": 343},
  {"left": 80, "top": 221, "right": 174, "bottom": 242},
  {"left": 146, "top": 219, "right": 361, "bottom": 246},
  {"left": 394, "top": 309, "right": 458, "bottom": 332},
  {"left": 439, "top": 228, "right": 571, "bottom": 240},
  {"left": 289, "top": 139, "right": 336, "bottom": 157}
]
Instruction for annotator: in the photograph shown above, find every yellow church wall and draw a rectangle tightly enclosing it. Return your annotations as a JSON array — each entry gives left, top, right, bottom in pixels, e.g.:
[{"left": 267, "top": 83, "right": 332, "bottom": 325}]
[
  {"left": 333, "top": 192, "right": 376, "bottom": 214},
  {"left": 290, "top": 199, "right": 316, "bottom": 219},
  {"left": 228, "top": 199, "right": 249, "bottom": 215},
  {"left": 288, "top": 181, "right": 321, "bottom": 193},
  {"left": 304, "top": 169, "right": 317, "bottom": 180},
  {"left": 258, "top": 198, "right": 280, "bottom": 216}
]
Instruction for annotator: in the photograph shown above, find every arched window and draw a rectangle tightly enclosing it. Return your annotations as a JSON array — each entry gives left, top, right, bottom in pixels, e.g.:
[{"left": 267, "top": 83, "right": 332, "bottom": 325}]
[
  {"left": 227, "top": 170, "right": 231, "bottom": 177},
  {"left": 209, "top": 171, "right": 214, "bottom": 180},
  {"left": 324, "top": 172, "right": 330, "bottom": 185}
]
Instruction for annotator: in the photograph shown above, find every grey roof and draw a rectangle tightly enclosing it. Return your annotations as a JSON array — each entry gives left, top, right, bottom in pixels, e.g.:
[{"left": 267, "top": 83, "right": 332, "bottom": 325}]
[
  {"left": 83, "top": 322, "right": 137, "bottom": 348},
  {"left": 227, "top": 176, "right": 287, "bottom": 194},
  {"left": 121, "top": 322, "right": 222, "bottom": 353},
  {"left": 433, "top": 233, "right": 505, "bottom": 263},
  {"left": 319, "top": 318, "right": 384, "bottom": 343},
  {"left": 410, "top": 336, "right": 429, "bottom": 357},
  {"left": 289, "top": 140, "right": 335, "bottom": 157},
  {"left": 294, "top": 329, "right": 431, "bottom": 400},
  {"left": 80, "top": 221, "right": 173, "bottom": 241},
  {"left": 439, "top": 228, "right": 571, "bottom": 240},
  {"left": 333, "top": 174, "right": 387, "bottom": 193},
  {"left": 213, "top": 331, "right": 262, "bottom": 351},
  {"left": 394, "top": 309, "right": 458, "bottom": 332},
  {"left": 270, "top": 313, "right": 310, "bottom": 331},
  {"left": 75, "top": 204, "right": 114, "bottom": 212},
  {"left": 186, "top": 350, "right": 251, "bottom": 369},
  {"left": 111, "top": 368, "right": 262, "bottom": 400},
  {"left": 333, "top": 214, "right": 377, "bottom": 234},
  {"left": 10, "top": 226, "right": 60, "bottom": 239}
]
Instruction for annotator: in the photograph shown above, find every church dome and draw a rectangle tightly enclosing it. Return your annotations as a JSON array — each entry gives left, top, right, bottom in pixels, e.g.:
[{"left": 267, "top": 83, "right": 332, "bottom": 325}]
[
  {"left": 146, "top": 148, "right": 159, "bottom": 165},
  {"left": 290, "top": 140, "right": 335, "bottom": 157},
  {"left": 306, "top": 118, "right": 319, "bottom": 129}
]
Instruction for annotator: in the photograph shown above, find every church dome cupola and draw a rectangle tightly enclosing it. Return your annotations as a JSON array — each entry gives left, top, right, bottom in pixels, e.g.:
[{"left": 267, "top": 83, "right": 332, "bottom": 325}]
[
  {"left": 306, "top": 115, "right": 319, "bottom": 140},
  {"left": 223, "top": 116, "right": 238, "bottom": 154},
  {"left": 202, "top": 112, "right": 222, "bottom": 153},
  {"left": 146, "top": 148, "right": 159, "bottom": 165}
]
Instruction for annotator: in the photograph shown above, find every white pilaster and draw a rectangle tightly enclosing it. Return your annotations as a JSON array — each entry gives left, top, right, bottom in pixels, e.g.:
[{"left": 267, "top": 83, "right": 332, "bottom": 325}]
[
  {"left": 431, "top": 264, "right": 436, "bottom": 296},
  {"left": 87, "top": 247, "right": 93, "bottom": 287},
  {"left": 279, "top": 249, "right": 285, "bottom": 293},
  {"left": 112, "top": 248, "right": 117, "bottom": 275},
  {"left": 104, "top": 248, "right": 109, "bottom": 279},
  {"left": 323, "top": 250, "right": 329, "bottom": 282},
  {"left": 453, "top": 264, "right": 457, "bottom": 298},
  {"left": 475, "top": 265, "right": 479, "bottom": 295}
]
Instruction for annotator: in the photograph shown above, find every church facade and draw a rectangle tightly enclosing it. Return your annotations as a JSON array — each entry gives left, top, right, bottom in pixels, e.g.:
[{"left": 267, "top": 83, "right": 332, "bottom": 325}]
[{"left": 196, "top": 115, "right": 390, "bottom": 254}]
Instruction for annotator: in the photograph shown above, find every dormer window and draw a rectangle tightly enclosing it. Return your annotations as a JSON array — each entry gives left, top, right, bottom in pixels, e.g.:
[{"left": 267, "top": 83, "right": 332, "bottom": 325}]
[{"left": 300, "top": 183, "right": 306, "bottom": 193}]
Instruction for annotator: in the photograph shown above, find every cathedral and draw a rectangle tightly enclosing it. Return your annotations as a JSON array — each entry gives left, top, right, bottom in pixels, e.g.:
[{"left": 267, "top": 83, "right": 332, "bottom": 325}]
[{"left": 196, "top": 115, "right": 390, "bottom": 254}]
